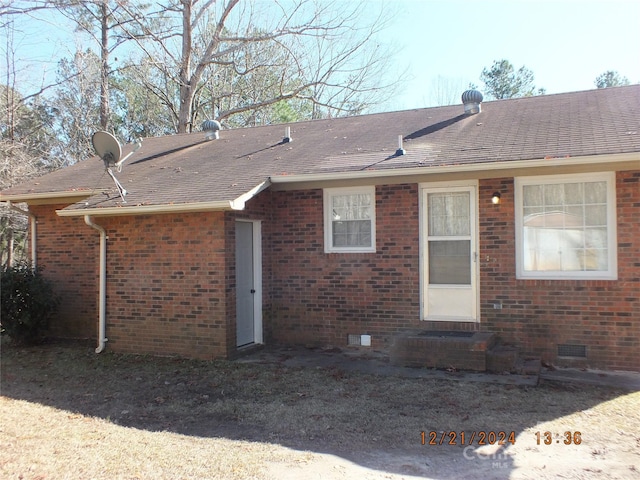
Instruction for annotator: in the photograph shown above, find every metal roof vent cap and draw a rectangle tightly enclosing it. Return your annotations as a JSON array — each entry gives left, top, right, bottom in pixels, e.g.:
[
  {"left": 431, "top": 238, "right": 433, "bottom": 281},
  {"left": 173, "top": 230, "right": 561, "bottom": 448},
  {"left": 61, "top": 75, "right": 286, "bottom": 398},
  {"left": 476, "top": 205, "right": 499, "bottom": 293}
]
[
  {"left": 202, "top": 119, "right": 221, "bottom": 140},
  {"left": 462, "top": 89, "right": 483, "bottom": 115}
]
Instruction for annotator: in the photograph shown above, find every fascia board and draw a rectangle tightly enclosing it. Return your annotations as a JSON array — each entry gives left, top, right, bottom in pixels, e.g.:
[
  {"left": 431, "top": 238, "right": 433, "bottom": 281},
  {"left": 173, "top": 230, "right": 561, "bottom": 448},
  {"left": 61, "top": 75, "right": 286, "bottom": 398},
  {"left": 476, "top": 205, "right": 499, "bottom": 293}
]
[
  {"left": 56, "top": 200, "right": 234, "bottom": 217},
  {"left": 269, "top": 152, "right": 640, "bottom": 184},
  {"left": 55, "top": 181, "right": 272, "bottom": 217},
  {"left": 0, "top": 191, "right": 99, "bottom": 204},
  {"left": 229, "top": 180, "right": 270, "bottom": 210}
]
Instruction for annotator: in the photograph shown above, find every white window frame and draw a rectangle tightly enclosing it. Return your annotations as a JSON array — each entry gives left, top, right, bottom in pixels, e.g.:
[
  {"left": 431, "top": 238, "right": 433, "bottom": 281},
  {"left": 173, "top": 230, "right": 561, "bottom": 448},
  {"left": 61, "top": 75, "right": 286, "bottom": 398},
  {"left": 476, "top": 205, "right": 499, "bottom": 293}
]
[
  {"left": 324, "top": 186, "right": 376, "bottom": 253},
  {"left": 514, "top": 172, "right": 617, "bottom": 280}
]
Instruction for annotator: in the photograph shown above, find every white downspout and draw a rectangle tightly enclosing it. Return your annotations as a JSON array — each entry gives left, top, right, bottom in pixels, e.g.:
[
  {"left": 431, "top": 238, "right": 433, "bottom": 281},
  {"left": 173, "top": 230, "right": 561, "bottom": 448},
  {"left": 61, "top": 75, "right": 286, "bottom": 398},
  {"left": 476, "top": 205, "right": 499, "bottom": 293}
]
[
  {"left": 7, "top": 201, "right": 37, "bottom": 268},
  {"left": 84, "top": 215, "right": 108, "bottom": 353}
]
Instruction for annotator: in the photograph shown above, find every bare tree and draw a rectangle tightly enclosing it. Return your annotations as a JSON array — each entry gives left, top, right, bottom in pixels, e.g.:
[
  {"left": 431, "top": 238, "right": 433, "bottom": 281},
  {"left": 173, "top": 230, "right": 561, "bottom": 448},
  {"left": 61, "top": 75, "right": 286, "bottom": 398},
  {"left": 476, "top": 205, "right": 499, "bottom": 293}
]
[
  {"left": 1, "top": 19, "right": 62, "bottom": 265},
  {"left": 4, "top": 0, "right": 400, "bottom": 135},
  {"left": 55, "top": 0, "right": 149, "bottom": 130},
  {"left": 111, "top": 61, "right": 177, "bottom": 138},
  {"left": 0, "top": 1, "right": 59, "bottom": 20},
  {"left": 115, "top": 0, "right": 400, "bottom": 132},
  {"left": 0, "top": 20, "right": 56, "bottom": 174},
  {"left": 52, "top": 49, "right": 112, "bottom": 164},
  {"left": 428, "top": 76, "right": 471, "bottom": 107}
]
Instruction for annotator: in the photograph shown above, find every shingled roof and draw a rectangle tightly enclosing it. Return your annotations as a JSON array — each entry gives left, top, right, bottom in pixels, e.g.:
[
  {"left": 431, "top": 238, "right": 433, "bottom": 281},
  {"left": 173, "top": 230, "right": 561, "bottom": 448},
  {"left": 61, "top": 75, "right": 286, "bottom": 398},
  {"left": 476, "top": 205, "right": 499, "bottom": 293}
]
[{"left": 2, "top": 85, "right": 639, "bottom": 215}]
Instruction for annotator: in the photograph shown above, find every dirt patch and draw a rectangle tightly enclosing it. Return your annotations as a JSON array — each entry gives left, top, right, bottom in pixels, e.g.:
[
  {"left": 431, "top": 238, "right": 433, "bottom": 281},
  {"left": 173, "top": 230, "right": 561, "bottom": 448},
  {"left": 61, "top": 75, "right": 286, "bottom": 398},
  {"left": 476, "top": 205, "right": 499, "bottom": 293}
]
[{"left": 1, "top": 341, "right": 638, "bottom": 479}]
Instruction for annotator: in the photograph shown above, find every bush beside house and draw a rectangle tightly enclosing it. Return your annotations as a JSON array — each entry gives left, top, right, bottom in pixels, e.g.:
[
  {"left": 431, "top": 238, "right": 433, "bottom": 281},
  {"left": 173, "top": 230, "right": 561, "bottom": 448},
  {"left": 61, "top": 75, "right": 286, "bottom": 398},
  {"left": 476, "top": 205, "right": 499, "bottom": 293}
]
[{"left": 1, "top": 264, "right": 60, "bottom": 344}]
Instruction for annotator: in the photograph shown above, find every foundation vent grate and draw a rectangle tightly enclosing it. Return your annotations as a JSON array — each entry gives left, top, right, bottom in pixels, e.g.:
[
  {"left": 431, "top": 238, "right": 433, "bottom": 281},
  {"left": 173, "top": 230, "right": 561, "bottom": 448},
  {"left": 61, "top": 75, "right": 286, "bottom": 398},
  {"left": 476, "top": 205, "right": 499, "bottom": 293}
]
[
  {"left": 558, "top": 344, "right": 587, "bottom": 358},
  {"left": 348, "top": 334, "right": 361, "bottom": 346}
]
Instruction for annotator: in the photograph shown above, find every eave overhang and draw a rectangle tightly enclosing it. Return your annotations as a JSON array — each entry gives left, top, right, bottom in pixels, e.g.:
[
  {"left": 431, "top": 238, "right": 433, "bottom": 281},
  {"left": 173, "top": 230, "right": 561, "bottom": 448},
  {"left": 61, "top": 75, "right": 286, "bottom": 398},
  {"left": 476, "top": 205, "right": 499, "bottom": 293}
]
[
  {"left": 0, "top": 190, "right": 100, "bottom": 205},
  {"left": 269, "top": 152, "right": 640, "bottom": 185},
  {"left": 56, "top": 200, "right": 235, "bottom": 217},
  {"left": 55, "top": 180, "right": 271, "bottom": 217}
]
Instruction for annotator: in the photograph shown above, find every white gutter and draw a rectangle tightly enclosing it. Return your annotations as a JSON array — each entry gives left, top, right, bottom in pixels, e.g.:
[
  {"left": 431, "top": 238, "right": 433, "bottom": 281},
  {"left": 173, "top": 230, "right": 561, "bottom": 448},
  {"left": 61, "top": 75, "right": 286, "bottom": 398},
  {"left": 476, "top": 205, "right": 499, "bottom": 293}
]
[
  {"left": 84, "top": 215, "right": 108, "bottom": 354},
  {"left": 269, "top": 152, "right": 640, "bottom": 184},
  {"left": 0, "top": 190, "right": 99, "bottom": 203},
  {"left": 6, "top": 201, "right": 37, "bottom": 268},
  {"left": 229, "top": 180, "right": 271, "bottom": 210},
  {"left": 56, "top": 181, "right": 271, "bottom": 217},
  {"left": 57, "top": 200, "right": 234, "bottom": 217}
]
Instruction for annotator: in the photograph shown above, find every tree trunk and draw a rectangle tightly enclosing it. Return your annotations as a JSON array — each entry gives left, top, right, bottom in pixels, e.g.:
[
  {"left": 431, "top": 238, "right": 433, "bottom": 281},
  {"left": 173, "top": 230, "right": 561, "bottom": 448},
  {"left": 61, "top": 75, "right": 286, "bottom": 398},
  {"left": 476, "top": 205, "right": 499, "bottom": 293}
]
[
  {"left": 177, "top": 0, "right": 193, "bottom": 133},
  {"left": 99, "top": 0, "right": 110, "bottom": 130},
  {"left": 6, "top": 228, "right": 14, "bottom": 268},
  {"left": 4, "top": 21, "right": 16, "bottom": 141}
]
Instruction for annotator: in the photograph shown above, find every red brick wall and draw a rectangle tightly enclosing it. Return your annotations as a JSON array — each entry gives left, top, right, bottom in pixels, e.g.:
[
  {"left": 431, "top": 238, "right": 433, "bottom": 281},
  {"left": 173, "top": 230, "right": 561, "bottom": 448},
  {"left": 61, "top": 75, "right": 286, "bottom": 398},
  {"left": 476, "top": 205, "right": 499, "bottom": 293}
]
[
  {"left": 30, "top": 196, "right": 273, "bottom": 359},
  {"left": 268, "top": 172, "right": 638, "bottom": 371},
  {"left": 98, "top": 212, "right": 229, "bottom": 359},
  {"left": 29, "top": 169, "right": 638, "bottom": 371},
  {"left": 29, "top": 204, "right": 98, "bottom": 338},
  {"left": 29, "top": 206, "right": 233, "bottom": 358},
  {"left": 479, "top": 171, "right": 640, "bottom": 371},
  {"left": 269, "top": 184, "right": 421, "bottom": 349}
]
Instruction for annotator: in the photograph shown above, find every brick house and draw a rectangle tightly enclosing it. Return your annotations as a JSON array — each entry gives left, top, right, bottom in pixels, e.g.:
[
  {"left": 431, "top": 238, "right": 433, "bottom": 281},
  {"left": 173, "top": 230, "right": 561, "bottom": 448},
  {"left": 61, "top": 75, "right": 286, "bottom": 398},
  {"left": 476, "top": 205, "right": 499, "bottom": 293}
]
[{"left": 2, "top": 85, "right": 639, "bottom": 371}]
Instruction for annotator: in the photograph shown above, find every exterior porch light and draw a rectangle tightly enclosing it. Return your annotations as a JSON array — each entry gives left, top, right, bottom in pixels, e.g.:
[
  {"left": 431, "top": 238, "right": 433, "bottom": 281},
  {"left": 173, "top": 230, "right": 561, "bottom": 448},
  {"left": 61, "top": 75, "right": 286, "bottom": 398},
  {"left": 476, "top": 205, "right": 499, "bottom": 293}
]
[{"left": 491, "top": 192, "right": 501, "bottom": 205}]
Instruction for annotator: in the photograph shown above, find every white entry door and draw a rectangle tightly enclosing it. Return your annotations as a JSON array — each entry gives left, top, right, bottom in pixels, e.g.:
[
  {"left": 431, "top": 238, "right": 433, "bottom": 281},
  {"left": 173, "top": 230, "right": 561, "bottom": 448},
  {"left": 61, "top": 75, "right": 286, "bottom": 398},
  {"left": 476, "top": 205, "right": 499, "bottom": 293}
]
[
  {"left": 236, "top": 220, "right": 262, "bottom": 347},
  {"left": 422, "top": 184, "right": 478, "bottom": 322}
]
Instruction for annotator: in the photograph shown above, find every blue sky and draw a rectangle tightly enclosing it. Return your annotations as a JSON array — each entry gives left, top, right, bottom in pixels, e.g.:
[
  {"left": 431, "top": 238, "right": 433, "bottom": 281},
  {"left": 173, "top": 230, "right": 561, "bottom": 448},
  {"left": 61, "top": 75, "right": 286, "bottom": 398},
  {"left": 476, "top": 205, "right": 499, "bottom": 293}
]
[
  {"left": 6, "top": 0, "right": 639, "bottom": 112},
  {"left": 384, "top": 0, "right": 640, "bottom": 109}
]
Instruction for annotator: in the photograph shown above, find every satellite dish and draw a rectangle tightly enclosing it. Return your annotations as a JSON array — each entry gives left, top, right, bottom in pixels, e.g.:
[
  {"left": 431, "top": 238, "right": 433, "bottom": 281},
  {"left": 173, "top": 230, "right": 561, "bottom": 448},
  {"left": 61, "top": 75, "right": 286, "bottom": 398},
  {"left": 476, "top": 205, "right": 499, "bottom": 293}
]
[
  {"left": 92, "top": 131, "right": 122, "bottom": 168},
  {"left": 90, "top": 131, "right": 143, "bottom": 204},
  {"left": 91, "top": 131, "right": 129, "bottom": 203}
]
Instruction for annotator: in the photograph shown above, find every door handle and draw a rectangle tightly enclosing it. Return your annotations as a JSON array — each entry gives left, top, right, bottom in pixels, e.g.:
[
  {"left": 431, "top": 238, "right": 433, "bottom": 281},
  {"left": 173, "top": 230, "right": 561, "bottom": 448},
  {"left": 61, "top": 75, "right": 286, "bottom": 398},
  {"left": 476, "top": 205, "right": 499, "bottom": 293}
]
[{"left": 250, "top": 289, "right": 256, "bottom": 294}]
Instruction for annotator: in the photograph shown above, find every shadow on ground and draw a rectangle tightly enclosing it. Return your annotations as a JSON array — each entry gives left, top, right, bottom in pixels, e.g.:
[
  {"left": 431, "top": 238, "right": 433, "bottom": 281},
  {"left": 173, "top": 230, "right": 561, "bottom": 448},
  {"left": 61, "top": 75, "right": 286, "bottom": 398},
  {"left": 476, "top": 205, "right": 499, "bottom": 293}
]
[{"left": 1, "top": 340, "right": 637, "bottom": 479}]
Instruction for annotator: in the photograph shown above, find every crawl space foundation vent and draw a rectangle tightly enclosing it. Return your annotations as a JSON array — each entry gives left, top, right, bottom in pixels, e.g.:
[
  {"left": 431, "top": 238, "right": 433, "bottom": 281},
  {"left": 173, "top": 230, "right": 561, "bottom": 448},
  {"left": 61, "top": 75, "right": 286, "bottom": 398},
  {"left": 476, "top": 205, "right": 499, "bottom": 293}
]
[
  {"left": 558, "top": 344, "right": 587, "bottom": 358},
  {"left": 348, "top": 334, "right": 371, "bottom": 346}
]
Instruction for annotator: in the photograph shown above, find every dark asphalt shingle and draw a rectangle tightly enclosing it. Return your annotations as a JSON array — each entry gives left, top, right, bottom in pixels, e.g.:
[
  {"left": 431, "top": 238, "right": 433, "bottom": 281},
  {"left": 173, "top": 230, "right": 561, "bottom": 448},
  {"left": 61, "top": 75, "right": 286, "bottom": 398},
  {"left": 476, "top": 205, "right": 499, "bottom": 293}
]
[{"left": 2, "top": 85, "right": 639, "bottom": 212}]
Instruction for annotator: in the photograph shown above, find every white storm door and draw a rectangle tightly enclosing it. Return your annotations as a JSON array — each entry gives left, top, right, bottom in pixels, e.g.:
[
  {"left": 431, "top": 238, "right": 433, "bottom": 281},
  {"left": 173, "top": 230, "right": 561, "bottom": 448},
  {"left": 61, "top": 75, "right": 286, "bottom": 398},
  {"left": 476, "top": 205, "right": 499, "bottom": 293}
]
[
  {"left": 422, "top": 185, "right": 478, "bottom": 322},
  {"left": 236, "top": 220, "right": 262, "bottom": 347}
]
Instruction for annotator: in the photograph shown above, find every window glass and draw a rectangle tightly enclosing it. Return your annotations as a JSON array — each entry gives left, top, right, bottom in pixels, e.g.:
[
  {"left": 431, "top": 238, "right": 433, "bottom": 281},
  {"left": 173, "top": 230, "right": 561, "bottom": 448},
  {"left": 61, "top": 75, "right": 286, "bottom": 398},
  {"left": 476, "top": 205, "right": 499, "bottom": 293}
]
[
  {"left": 332, "top": 194, "right": 372, "bottom": 247},
  {"left": 518, "top": 176, "right": 615, "bottom": 278},
  {"left": 426, "top": 191, "right": 472, "bottom": 284},
  {"left": 428, "top": 192, "right": 470, "bottom": 236},
  {"left": 325, "top": 187, "right": 375, "bottom": 252},
  {"left": 428, "top": 240, "right": 471, "bottom": 284}
]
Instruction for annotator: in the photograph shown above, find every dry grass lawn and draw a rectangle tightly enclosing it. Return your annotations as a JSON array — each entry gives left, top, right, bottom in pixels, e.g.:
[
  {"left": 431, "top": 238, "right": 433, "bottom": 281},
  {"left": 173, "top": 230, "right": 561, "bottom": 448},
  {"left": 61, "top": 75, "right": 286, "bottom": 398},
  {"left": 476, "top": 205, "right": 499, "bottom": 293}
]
[{"left": 1, "top": 341, "right": 638, "bottom": 479}]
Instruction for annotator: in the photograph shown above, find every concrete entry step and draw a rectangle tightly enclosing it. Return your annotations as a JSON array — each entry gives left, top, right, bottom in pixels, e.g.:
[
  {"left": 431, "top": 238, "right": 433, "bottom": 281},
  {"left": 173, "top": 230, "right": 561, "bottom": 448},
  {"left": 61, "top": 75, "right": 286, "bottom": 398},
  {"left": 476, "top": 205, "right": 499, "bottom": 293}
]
[
  {"left": 390, "top": 330, "right": 542, "bottom": 382},
  {"left": 485, "top": 342, "right": 541, "bottom": 380},
  {"left": 516, "top": 357, "right": 542, "bottom": 376},
  {"left": 486, "top": 344, "right": 519, "bottom": 373},
  {"left": 390, "top": 330, "right": 496, "bottom": 372}
]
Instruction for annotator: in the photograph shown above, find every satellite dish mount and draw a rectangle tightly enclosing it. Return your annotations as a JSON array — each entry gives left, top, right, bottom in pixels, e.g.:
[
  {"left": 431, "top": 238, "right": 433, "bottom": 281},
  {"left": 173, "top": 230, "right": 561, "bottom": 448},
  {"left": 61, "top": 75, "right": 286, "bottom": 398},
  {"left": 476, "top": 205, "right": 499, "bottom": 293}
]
[{"left": 92, "top": 131, "right": 142, "bottom": 203}]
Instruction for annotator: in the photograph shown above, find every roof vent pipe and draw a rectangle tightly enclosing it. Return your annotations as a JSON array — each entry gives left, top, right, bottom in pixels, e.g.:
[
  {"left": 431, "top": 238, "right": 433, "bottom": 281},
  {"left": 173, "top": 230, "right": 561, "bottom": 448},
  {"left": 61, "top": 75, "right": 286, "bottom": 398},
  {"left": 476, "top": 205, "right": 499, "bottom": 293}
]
[
  {"left": 283, "top": 126, "right": 292, "bottom": 143},
  {"left": 462, "top": 89, "right": 483, "bottom": 115},
  {"left": 202, "top": 120, "right": 221, "bottom": 140},
  {"left": 395, "top": 135, "right": 405, "bottom": 156}
]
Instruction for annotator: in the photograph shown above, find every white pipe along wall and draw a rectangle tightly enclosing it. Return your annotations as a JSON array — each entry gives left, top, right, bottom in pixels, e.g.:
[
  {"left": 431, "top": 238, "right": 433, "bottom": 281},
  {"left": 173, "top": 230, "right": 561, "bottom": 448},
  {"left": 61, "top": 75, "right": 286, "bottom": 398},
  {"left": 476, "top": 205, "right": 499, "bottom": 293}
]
[{"left": 84, "top": 215, "right": 108, "bottom": 353}]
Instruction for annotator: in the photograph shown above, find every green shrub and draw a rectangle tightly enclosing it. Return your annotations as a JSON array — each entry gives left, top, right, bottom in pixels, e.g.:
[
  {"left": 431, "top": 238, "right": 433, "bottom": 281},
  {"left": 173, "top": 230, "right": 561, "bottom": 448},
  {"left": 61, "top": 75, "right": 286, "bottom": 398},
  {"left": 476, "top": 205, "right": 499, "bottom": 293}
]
[{"left": 1, "top": 263, "right": 60, "bottom": 344}]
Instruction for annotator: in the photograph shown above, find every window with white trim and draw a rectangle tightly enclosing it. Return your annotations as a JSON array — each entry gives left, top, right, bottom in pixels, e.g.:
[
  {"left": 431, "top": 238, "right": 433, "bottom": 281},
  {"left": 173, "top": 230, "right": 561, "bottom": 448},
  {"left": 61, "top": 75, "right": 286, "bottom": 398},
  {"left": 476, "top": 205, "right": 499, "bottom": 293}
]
[
  {"left": 515, "top": 172, "right": 617, "bottom": 280},
  {"left": 324, "top": 186, "right": 376, "bottom": 253}
]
